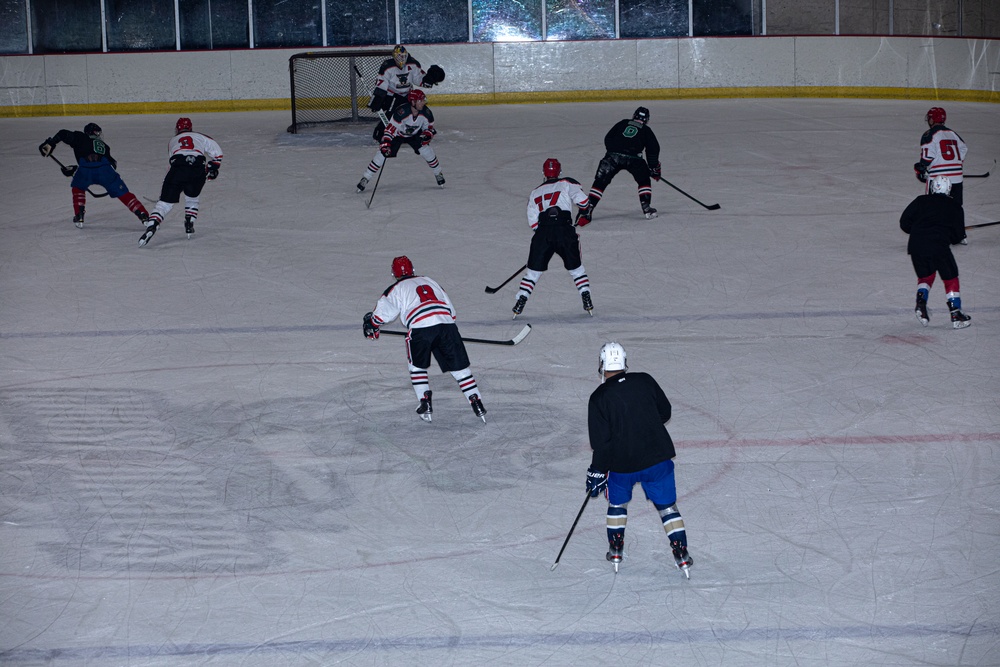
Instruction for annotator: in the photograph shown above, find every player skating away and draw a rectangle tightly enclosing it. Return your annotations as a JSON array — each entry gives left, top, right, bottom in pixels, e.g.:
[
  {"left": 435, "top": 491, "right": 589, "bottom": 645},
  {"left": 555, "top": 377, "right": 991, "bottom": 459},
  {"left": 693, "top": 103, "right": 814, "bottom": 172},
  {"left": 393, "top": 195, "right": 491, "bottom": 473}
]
[
  {"left": 586, "top": 107, "right": 662, "bottom": 220},
  {"left": 363, "top": 256, "right": 487, "bottom": 423},
  {"left": 139, "top": 118, "right": 224, "bottom": 247},
  {"left": 39, "top": 123, "right": 150, "bottom": 229},
  {"left": 900, "top": 176, "right": 971, "bottom": 329},
  {"left": 512, "top": 158, "right": 594, "bottom": 318},
  {"left": 368, "top": 45, "right": 445, "bottom": 142},
  {"left": 357, "top": 89, "right": 444, "bottom": 192},
  {"left": 586, "top": 342, "right": 692, "bottom": 575},
  {"left": 915, "top": 107, "right": 968, "bottom": 244}
]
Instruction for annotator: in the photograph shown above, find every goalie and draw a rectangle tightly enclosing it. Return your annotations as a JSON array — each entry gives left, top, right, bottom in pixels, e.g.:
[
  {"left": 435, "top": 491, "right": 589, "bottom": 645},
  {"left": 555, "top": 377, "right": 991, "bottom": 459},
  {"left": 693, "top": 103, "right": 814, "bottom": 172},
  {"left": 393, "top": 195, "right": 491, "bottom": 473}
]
[{"left": 368, "top": 44, "right": 445, "bottom": 141}]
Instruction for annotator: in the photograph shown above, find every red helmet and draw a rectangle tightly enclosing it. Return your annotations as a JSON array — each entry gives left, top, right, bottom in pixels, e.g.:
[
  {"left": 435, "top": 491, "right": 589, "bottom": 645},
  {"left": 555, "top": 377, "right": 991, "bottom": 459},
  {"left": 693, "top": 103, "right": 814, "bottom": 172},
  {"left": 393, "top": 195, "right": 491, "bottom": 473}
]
[
  {"left": 408, "top": 89, "right": 425, "bottom": 105},
  {"left": 925, "top": 107, "right": 946, "bottom": 125},
  {"left": 543, "top": 158, "right": 561, "bottom": 179},
  {"left": 391, "top": 256, "right": 414, "bottom": 279},
  {"left": 176, "top": 117, "right": 193, "bottom": 134}
]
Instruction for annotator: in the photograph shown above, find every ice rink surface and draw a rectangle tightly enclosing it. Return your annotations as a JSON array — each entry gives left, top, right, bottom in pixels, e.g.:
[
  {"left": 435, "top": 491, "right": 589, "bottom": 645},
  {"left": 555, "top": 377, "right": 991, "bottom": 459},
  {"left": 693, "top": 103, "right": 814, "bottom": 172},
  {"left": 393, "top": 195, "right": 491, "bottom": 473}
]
[{"left": 1, "top": 98, "right": 998, "bottom": 666}]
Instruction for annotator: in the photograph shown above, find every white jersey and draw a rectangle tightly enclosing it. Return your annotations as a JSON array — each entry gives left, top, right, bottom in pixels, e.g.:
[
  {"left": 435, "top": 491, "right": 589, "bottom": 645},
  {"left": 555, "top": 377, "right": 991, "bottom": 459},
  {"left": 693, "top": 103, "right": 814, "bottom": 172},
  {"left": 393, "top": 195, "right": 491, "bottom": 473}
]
[
  {"left": 920, "top": 126, "right": 966, "bottom": 183},
  {"left": 526, "top": 178, "right": 590, "bottom": 230},
  {"left": 371, "top": 275, "right": 457, "bottom": 330},
  {"left": 385, "top": 105, "right": 434, "bottom": 140},
  {"left": 169, "top": 131, "right": 223, "bottom": 165},
  {"left": 375, "top": 62, "right": 425, "bottom": 98}
]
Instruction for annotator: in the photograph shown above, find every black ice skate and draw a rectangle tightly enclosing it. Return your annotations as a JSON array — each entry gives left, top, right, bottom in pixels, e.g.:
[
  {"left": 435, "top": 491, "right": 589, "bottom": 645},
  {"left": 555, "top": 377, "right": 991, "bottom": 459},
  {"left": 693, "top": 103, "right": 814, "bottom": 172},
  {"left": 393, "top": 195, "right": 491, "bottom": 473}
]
[
  {"left": 136, "top": 210, "right": 149, "bottom": 224},
  {"left": 915, "top": 293, "right": 929, "bottom": 326},
  {"left": 949, "top": 308, "right": 971, "bottom": 329},
  {"left": 184, "top": 215, "right": 195, "bottom": 238},
  {"left": 469, "top": 394, "right": 487, "bottom": 423},
  {"left": 435, "top": 173, "right": 446, "bottom": 187},
  {"left": 512, "top": 295, "right": 527, "bottom": 319},
  {"left": 581, "top": 291, "right": 594, "bottom": 316},
  {"left": 73, "top": 207, "right": 85, "bottom": 229},
  {"left": 642, "top": 204, "right": 658, "bottom": 219},
  {"left": 138, "top": 222, "right": 158, "bottom": 247},
  {"left": 357, "top": 177, "right": 369, "bottom": 193},
  {"left": 671, "top": 541, "right": 693, "bottom": 578},
  {"left": 416, "top": 390, "right": 433, "bottom": 422},
  {"left": 606, "top": 533, "right": 624, "bottom": 572}
]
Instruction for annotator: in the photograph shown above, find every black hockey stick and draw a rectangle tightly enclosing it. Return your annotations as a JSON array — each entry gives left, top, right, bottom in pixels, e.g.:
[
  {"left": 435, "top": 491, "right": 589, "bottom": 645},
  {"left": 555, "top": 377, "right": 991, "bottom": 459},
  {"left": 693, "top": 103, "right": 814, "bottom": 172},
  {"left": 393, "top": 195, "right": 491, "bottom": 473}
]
[
  {"left": 485, "top": 265, "right": 527, "bottom": 294},
  {"left": 380, "top": 323, "right": 532, "bottom": 346},
  {"left": 49, "top": 154, "right": 110, "bottom": 197},
  {"left": 363, "top": 111, "right": 392, "bottom": 209},
  {"left": 550, "top": 492, "right": 591, "bottom": 571},
  {"left": 658, "top": 178, "right": 720, "bottom": 210},
  {"left": 965, "top": 220, "right": 1000, "bottom": 229},
  {"left": 965, "top": 160, "right": 994, "bottom": 178}
]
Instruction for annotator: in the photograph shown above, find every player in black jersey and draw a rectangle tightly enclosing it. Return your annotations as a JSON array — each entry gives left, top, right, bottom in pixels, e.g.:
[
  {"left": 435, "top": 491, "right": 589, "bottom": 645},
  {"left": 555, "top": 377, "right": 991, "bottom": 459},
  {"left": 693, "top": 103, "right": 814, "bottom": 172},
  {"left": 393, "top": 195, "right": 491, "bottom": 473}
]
[{"left": 586, "top": 107, "right": 662, "bottom": 220}]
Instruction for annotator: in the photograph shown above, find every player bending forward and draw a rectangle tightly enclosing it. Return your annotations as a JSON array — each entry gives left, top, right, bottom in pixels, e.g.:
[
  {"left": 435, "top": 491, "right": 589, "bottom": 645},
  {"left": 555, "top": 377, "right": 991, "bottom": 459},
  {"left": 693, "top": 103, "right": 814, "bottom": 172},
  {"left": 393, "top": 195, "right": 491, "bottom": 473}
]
[
  {"left": 357, "top": 89, "right": 444, "bottom": 193},
  {"left": 586, "top": 342, "right": 692, "bottom": 575},
  {"left": 363, "top": 256, "right": 487, "bottom": 423},
  {"left": 140, "top": 117, "right": 223, "bottom": 247}
]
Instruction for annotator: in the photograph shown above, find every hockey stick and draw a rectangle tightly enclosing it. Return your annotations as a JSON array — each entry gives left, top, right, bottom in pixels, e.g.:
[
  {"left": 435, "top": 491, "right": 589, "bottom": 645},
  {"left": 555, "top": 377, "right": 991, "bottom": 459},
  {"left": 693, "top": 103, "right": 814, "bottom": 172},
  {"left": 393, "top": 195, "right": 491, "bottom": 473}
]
[
  {"left": 362, "top": 110, "right": 393, "bottom": 209},
  {"left": 658, "top": 178, "right": 720, "bottom": 210},
  {"left": 550, "top": 492, "right": 591, "bottom": 571},
  {"left": 380, "top": 323, "right": 532, "bottom": 347},
  {"left": 485, "top": 265, "right": 527, "bottom": 294},
  {"left": 49, "top": 154, "right": 110, "bottom": 198},
  {"left": 965, "top": 220, "right": 1000, "bottom": 229},
  {"left": 965, "top": 159, "right": 994, "bottom": 178}
]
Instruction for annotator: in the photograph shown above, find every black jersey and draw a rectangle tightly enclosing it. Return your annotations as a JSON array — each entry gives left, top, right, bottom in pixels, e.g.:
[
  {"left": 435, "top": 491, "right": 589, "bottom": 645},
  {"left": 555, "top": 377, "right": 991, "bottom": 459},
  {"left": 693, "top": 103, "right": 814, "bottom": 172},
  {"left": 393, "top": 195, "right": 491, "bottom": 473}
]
[
  {"left": 900, "top": 193, "right": 965, "bottom": 256},
  {"left": 588, "top": 371, "right": 675, "bottom": 473},
  {"left": 603, "top": 119, "right": 660, "bottom": 165},
  {"left": 52, "top": 129, "right": 117, "bottom": 168}
]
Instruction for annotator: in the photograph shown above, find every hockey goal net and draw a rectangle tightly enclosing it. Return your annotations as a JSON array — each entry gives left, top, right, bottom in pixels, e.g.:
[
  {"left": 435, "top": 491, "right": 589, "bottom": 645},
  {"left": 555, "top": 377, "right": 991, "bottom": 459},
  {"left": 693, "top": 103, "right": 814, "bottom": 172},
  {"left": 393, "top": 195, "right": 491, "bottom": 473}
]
[{"left": 287, "top": 50, "right": 392, "bottom": 133}]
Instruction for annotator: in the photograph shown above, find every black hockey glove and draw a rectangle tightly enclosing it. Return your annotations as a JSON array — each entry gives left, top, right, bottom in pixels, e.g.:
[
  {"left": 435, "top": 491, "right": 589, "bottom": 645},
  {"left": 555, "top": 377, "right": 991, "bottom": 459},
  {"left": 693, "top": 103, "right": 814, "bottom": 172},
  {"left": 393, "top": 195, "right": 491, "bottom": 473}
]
[
  {"left": 913, "top": 162, "right": 928, "bottom": 183},
  {"left": 39, "top": 138, "right": 56, "bottom": 157},
  {"left": 575, "top": 205, "right": 592, "bottom": 227},
  {"left": 206, "top": 161, "right": 221, "bottom": 180},
  {"left": 368, "top": 89, "right": 387, "bottom": 113},
  {"left": 649, "top": 161, "right": 662, "bottom": 181},
  {"left": 423, "top": 65, "right": 446, "bottom": 87},
  {"left": 586, "top": 467, "right": 608, "bottom": 497},
  {"left": 363, "top": 312, "right": 380, "bottom": 340},
  {"left": 419, "top": 130, "right": 434, "bottom": 146}
]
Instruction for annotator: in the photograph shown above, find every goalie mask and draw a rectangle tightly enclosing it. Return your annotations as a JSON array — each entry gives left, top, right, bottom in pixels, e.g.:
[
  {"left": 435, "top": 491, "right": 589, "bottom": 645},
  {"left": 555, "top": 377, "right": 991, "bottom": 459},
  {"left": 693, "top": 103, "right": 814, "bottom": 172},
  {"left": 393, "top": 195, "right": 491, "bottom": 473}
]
[
  {"left": 393, "top": 45, "right": 408, "bottom": 68},
  {"left": 176, "top": 117, "right": 193, "bottom": 134},
  {"left": 83, "top": 122, "right": 102, "bottom": 137},
  {"left": 599, "top": 341, "right": 627, "bottom": 377},
  {"left": 929, "top": 175, "right": 952, "bottom": 196},
  {"left": 391, "top": 255, "right": 414, "bottom": 279},
  {"left": 543, "top": 158, "right": 561, "bottom": 179}
]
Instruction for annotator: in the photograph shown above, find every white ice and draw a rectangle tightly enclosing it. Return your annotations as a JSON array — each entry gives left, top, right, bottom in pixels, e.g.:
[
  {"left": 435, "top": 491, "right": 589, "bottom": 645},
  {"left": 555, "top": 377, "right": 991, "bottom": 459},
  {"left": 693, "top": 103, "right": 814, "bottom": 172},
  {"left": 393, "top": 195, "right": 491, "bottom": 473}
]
[{"left": 1, "top": 99, "right": 998, "bottom": 666}]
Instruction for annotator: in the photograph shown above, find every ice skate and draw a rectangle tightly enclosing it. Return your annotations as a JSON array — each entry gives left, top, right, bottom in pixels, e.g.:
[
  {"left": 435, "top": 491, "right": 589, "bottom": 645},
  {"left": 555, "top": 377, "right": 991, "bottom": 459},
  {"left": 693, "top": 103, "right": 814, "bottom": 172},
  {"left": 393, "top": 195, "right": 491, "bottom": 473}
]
[
  {"left": 642, "top": 204, "right": 658, "bottom": 219},
  {"left": 356, "top": 177, "right": 369, "bottom": 193},
  {"left": 606, "top": 533, "right": 623, "bottom": 572},
  {"left": 512, "top": 295, "right": 527, "bottom": 319},
  {"left": 416, "top": 390, "right": 433, "bottom": 422},
  {"left": 469, "top": 394, "right": 487, "bottom": 423},
  {"left": 73, "top": 207, "right": 85, "bottom": 229},
  {"left": 435, "top": 172, "right": 446, "bottom": 188},
  {"left": 671, "top": 541, "right": 693, "bottom": 578},
  {"left": 915, "top": 293, "right": 929, "bottom": 326},
  {"left": 581, "top": 290, "right": 594, "bottom": 316},
  {"left": 184, "top": 215, "right": 195, "bottom": 238},
  {"left": 958, "top": 236, "right": 968, "bottom": 245},
  {"left": 947, "top": 297, "right": 971, "bottom": 329},
  {"left": 138, "top": 222, "right": 158, "bottom": 247}
]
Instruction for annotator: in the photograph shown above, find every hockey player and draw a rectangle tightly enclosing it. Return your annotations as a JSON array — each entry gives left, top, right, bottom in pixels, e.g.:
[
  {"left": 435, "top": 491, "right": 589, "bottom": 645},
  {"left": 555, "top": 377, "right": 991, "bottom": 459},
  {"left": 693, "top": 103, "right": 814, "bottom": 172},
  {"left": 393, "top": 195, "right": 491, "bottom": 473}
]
[
  {"left": 368, "top": 45, "right": 445, "bottom": 141},
  {"left": 39, "top": 123, "right": 150, "bottom": 229},
  {"left": 512, "top": 158, "right": 594, "bottom": 318},
  {"left": 914, "top": 107, "right": 968, "bottom": 244},
  {"left": 139, "top": 118, "right": 224, "bottom": 247},
  {"left": 586, "top": 107, "right": 662, "bottom": 220},
  {"left": 586, "top": 342, "right": 692, "bottom": 575},
  {"left": 363, "top": 256, "right": 487, "bottom": 423},
  {"left": 357, "top": 89, "right": 444, "bottom": 192},
  {"left": 899, "top": 176, "right": 971, "bottom": 329}
]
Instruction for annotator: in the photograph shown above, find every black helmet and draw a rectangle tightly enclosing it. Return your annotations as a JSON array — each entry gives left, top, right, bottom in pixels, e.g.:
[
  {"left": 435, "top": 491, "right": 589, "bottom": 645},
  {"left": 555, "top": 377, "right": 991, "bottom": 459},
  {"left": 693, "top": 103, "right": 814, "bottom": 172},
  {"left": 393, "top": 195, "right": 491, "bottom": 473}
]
[
  {"left": 632, "top": 107, "right": 649, "bottom": 123},
  {"left": 83, "top": 122, "right": 102, "bottom": 137}
]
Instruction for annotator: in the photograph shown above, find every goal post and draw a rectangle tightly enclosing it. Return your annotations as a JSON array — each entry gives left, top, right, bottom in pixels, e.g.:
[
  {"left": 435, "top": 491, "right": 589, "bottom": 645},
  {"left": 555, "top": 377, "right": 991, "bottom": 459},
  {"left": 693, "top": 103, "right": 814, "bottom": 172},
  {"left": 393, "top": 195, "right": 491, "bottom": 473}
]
[{"left": 287, "top": 50, "right": 393, "bottom": 133}]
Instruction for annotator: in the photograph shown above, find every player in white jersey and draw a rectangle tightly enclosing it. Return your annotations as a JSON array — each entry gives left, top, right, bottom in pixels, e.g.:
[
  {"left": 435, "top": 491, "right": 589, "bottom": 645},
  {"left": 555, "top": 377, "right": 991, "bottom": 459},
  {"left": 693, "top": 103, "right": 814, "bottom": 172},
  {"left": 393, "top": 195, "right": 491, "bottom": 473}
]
[
  {"left": 357, "top": 89, "right": 444, "bottom": 192},
  {"left": 914, "top": 107, "right": 968, "bottom": 245},
  {"left": 139, "top": 117, "right": 223, "bottom": 247},
  {"left": 511, "top": 158, "right": 594, "bottom": 318},
  {"left": 368, "top": 45, "right": 445, "bottom": 141},
  {"left": 364, "top": 256, "right": 487, "bottom": 423}
]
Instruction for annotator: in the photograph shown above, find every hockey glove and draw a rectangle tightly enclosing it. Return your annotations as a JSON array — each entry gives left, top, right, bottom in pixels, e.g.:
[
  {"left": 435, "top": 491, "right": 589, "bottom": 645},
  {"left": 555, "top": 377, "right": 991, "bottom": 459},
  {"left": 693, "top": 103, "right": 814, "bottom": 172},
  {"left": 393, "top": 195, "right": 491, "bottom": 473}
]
[
  {"left": 649, "top": 162, "right": 662, "bottom": 181},
  {"left": 913, "top": 162, "right": 928, "bottom": 183},
  {"left": 39, "top": 139, "right": 55, "bottom": 157},
  {"left": 419, "top": 130, "right": 434, "bottom": 146},
  {"left": 586, "top": 467, "right": 608, "bottom": 497},
  {"left": 575, "top": 206, "right": 593, "bottom": 227},
  {"left": 206, "top": 162, "right": 221, "bottom": 180},
  {"left": 423, "top": 64, "right": 446, "bottom": 87},
  {"left": 368, "top": 89, "right": 387, "bottom": 113},
  {"left": 363, "top": 312, "right": 380, "bottom": 340},
  {"left": 379, "top": 139, "right": 393, "bottom": 157}
]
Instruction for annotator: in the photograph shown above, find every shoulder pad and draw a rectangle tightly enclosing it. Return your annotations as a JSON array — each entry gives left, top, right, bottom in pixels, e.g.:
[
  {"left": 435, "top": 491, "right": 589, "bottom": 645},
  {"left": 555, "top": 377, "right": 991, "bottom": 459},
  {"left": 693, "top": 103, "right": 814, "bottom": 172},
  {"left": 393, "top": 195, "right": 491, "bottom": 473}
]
[
  {"left": 378, "top": 59, "right": 395, "bottom": 74},
  {"left": 421, "top": 107, "right": 435, "bottom": 122},
  {"left": 562, "top": 176, "right": 582, "bottom": 186}
]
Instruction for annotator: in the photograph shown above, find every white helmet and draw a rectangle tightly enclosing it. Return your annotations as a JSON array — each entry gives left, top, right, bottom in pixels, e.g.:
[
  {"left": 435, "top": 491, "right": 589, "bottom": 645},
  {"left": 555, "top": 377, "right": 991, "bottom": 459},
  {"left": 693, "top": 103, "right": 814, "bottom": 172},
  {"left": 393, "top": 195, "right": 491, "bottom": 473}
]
[
  {"left": 929, "top": 175, "right": 952, "bottom": 196},
  {"left": 599, "top": 341, "right": 627, "bottom": 375}
]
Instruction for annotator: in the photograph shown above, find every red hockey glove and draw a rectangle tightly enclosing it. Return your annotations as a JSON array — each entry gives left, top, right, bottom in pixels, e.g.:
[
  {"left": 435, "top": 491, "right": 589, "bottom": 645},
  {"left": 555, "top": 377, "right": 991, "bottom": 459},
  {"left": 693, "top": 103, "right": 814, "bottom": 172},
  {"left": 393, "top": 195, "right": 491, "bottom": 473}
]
[
  {"left": 913, "top": 162, "right": 928, "bottom": 183},
  {"left": 379, "top": 139, "right": 393, "bottom": 157},
  {"left": 575, "top": 206, "right": 592, "bottom": 227},
  {"left": 419, "top": 131, "right": 434, "bottom": 146}
]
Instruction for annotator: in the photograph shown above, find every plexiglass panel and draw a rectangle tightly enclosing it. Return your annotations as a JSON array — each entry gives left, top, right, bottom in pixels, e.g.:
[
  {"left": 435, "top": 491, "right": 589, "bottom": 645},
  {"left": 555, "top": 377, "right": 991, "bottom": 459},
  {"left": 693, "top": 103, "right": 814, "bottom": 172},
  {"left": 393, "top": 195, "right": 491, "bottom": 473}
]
[
  {"left": 31, "top": 0, "right": 103, "bottom": 53},
  {"left": 401, "top": 0, "right": 467, "bottom": 44},
  {"left": 179, "top": 0, "right": 249, "bottom": 49},
  {"left": 0, "top": 0, "right": 27, "bottom": 54},
  {"left": 327, "top": 0, "right": 396, "bottom": 47},
  {"left": 620, "top": 0, "right": 688, "bottom": 37},
  {"left": 473, "top": 0, "right": 542, "bottom": 42},
  {"left": 254, "top": 0, "right": 321, "bottom": 48},
  {"left": 106, "top": 0, "right": 176, "bottom": 51},
  {"left": 546, "top": 0, "right": 614, "bottom": 40},
  {"left": 693, "top": 0, "right": 752, "bottom": 35}
]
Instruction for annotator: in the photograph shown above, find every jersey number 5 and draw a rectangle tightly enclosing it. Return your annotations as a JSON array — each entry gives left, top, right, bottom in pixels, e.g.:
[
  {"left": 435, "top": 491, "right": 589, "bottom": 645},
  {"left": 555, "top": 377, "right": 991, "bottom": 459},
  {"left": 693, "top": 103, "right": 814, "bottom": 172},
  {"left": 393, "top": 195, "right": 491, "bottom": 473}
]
[{"left": 939, "top": 139, "right": 959, "bottom": 161}]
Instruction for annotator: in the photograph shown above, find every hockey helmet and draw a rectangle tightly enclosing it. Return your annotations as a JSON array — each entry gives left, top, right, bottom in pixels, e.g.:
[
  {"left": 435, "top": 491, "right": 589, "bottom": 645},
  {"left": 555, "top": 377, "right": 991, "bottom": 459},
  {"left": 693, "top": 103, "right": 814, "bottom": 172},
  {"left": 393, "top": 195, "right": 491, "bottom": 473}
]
[
  {"left": 407, "top": 88, "right": 426, "bottom": 105},
  {"left": 543, "top": 158, "right": 561, "bottom": 179},
  {"left": 393, "top": 45, "right": 408, "bottom": 68},
  {"left": 599, "top": 341, "right": 628, "bottom": 375},
  {"left": 929, "top": 175, "right": 952, "bottom": 196},
  {"left": 175, "top": 117, "right": 193, "bottom": 134},
  {"left": 926, "top": 107, "right": 946, "bottom": 125},
  {"left": 632, "top": 107, "right": 650, "bottom": 124},
  {"left": 83, "top": 122, "right": 102, "bottom": 137},
  {"left": 391, "top": 255, "right": 414, "bottom": 279}
]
